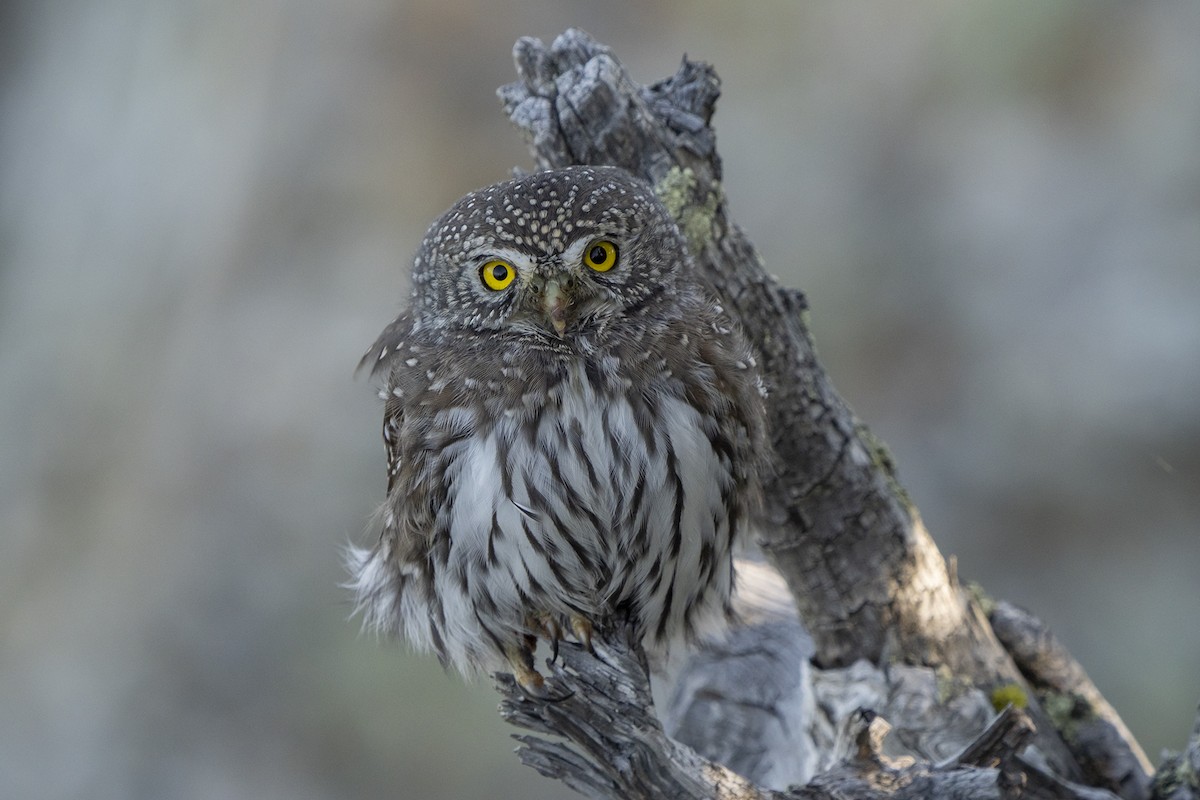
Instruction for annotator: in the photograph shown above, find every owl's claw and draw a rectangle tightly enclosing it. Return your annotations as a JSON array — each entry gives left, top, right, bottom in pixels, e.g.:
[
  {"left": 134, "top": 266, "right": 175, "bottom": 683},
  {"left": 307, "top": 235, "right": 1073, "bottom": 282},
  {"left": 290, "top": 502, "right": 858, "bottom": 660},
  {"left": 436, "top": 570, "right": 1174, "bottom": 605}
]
[
  {"left": 505, "top": 642, "right": 547, "bottom": 695},
  {"left": 505, "top": 641, "right": 575, "bottom": 702},
  {"left": 570, "top": 615, "right": 595, "bottom": 655},
  {"left": 518, "top": 677, "right": 575, "bottom": 703},
  {"left": 528, "top": 615, "right": 563, "bottom": 664},
  {"left": 512, "top": 614, "right": 594, "bottom": 689}
]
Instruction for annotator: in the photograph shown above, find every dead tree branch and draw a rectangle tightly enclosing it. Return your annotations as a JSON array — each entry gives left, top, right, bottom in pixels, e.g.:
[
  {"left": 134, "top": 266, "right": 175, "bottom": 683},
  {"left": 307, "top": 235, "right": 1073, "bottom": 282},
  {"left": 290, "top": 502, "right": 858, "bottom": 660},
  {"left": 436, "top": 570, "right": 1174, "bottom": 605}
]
[
  {"left": 498, "top": 622, "right": 1097, "bottom": 800},
  {"left": 488, "top": 27, "right": 1192, "bottom": 800}
]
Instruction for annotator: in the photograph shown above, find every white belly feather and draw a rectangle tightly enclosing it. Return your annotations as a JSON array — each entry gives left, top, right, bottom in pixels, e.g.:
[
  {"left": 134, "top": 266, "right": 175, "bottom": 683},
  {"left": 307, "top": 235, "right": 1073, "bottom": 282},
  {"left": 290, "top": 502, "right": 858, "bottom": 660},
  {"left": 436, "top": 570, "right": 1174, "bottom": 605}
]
[{"left": 352, "top": 362, "right": 736, "bottom": 674}]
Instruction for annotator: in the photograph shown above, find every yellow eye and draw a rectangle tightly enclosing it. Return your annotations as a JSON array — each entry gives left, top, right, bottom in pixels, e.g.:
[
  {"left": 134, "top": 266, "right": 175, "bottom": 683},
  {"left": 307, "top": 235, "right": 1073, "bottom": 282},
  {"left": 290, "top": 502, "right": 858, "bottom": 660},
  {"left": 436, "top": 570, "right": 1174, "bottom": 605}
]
[
  {"left": 480, "top": 259, "right": 516, "bottom": 291},
  {"left": 583, "top": 240, "right": 618, "bottom": 272}
]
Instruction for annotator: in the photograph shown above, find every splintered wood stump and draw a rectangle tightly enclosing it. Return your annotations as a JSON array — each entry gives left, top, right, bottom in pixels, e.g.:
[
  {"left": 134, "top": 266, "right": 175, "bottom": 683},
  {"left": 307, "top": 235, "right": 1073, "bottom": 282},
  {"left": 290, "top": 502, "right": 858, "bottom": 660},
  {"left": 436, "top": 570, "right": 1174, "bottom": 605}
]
[{"left": 486, "top": 27, "right": 1183, "bottom": 800}]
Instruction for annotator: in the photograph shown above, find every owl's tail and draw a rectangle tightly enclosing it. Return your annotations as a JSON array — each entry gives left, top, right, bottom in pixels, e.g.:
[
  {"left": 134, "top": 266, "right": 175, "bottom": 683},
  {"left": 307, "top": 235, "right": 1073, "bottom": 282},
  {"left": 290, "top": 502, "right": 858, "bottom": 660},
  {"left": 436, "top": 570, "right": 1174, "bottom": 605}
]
[
  {"left": 345, "top": 542, "right": 452, "bottom": 662},
  {"left": 344, "top": 544, "right": 409, "bottom": 639},
  {"left": 344, "top": 543, "right": 501, "bottom": 677}
]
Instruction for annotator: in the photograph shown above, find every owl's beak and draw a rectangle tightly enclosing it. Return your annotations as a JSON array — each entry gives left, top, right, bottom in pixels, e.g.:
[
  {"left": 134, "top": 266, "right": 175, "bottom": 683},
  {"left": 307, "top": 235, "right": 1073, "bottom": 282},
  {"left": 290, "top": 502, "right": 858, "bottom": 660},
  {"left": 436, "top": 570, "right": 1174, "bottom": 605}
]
[{"left": 542, "top": 278, "right": 569, "bottom": 336}]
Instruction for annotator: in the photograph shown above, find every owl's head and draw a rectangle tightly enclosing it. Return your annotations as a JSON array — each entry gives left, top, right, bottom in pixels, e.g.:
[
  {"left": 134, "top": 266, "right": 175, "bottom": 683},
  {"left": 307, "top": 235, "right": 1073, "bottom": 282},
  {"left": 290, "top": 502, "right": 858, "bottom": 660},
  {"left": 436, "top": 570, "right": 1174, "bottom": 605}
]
[{"left": 409, "top": 166, "right": 690, "bottom": 342}]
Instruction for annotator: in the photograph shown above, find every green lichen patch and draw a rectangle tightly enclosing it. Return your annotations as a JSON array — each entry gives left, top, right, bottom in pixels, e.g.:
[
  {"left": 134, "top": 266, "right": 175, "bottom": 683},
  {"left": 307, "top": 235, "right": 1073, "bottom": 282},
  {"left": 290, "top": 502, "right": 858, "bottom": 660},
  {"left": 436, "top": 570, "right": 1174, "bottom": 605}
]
[
  {"left": 966, "top": 582, "right": 996, "bottom": 617},
  {"left": 1152, "top": 750, "right": 1198, "bottom": 797},
  {"left": 935, "top": 664, "right": 957, "bottom": 704},
  {"left": 1041, "top": 690, "right": 1094, "bottom": 743},
  {"left": 856, "top": 424, "right": 913, "bottom": 510},
  {"left": 990, "top": 683, "right": 1028, "bottom": 712},
  {"left": 654, "top": 166, "right": 720, "bottom": 256}
]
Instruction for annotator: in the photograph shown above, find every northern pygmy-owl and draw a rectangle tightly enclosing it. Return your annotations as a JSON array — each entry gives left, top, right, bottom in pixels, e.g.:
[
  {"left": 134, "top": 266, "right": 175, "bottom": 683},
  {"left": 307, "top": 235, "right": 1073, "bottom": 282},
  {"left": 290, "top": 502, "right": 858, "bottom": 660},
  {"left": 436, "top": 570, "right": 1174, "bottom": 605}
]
[{"left": 349, "top": 166, "right": 766, "bottom": 690}]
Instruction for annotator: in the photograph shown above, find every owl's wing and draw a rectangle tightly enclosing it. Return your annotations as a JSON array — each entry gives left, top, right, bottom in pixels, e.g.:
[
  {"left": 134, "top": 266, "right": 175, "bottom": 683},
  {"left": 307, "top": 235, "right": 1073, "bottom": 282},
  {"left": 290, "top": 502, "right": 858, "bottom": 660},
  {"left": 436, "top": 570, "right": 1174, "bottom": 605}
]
[
  {"left": 382, "top": 394, "right": 405, "bottom": 496},
  {"left": 358, "top": 311, "right": 417, "bottom": 498},
  {"left": 369, "top": 316, "right": 439, "bottom": 550},
  {"left": 356, "top": 310, "right": 414, "bottom": 378}
]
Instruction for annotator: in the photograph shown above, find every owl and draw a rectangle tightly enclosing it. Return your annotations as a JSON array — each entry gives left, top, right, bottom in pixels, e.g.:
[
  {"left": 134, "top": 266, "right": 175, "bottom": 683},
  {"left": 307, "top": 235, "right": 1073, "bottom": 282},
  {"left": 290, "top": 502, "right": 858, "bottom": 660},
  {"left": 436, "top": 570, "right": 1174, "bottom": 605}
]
[{"left": 349, "top": 165, "right": 766, "bottom": 691}]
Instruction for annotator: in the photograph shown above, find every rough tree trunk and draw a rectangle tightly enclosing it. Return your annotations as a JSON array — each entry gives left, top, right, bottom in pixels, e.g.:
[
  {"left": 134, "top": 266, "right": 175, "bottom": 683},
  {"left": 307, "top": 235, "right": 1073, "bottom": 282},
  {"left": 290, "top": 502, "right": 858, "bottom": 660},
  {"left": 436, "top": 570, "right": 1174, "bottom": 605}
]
[{"left": 487, "top": 28, "right": 1196, "bottom": 800}]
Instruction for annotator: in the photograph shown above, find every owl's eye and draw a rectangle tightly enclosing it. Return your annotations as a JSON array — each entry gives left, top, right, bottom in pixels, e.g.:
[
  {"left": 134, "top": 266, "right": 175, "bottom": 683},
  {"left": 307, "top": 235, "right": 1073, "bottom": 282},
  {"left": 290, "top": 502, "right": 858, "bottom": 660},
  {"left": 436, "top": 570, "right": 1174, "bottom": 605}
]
[
  {"left": 583, "top": 240, "right": 618, "bottom": 272},
  {"left": 480, "top": 260, "right": 516, "bottom": 291}
]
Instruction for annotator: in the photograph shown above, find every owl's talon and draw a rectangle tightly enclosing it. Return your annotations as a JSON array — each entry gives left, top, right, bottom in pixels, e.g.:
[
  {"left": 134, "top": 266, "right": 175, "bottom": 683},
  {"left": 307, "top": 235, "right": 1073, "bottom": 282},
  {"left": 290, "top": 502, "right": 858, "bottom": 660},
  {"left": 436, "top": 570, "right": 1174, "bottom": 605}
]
[
  {"left": 570, "top": 615, "right": 595, "bottom": 655},
  {"left": 517, "top": 676, "right": 574, "bottom": 703},
  {"left": 511, "top": 661, "right": 573, "bottom": 703},
  {"left": 537, "top": 680, "right": 576, "bottom": 703},
  {"left": 526, "top": 615, "right": 564, "bottom": 664},
  {"left": 506, "top": 642, "right": 545, "bottom": 696},
  {"left": 513, "top": 669, "right": 547, "bottom": 698}
]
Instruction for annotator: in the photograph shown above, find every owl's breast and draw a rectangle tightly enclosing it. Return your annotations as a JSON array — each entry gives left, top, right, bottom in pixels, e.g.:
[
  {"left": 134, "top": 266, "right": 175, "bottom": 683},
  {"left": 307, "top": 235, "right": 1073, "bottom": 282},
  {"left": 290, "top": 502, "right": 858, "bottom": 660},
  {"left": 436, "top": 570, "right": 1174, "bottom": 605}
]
[{"left": 437, "top": 358, "right": 736, "bottom": 630}]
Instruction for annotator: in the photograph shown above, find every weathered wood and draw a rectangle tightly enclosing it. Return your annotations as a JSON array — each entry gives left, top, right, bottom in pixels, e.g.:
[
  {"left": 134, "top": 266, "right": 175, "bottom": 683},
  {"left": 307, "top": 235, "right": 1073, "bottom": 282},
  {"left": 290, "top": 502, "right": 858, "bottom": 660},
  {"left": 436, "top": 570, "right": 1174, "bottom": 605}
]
[
  {"left": 658, "top": 557, "right": 819, "bottom": 788},
  {"left": 988, "top": 599, "right": 1154, "bottom": 799},
  {"left": 498, "top": 622, "right": 787, "bottom": 800},
  {"left": 488, "top": 26, "right": 1183, "bottom": 800},
  {"left": 1150, "top": 712, "right": 1200, "bottom": 800},
  {"left": 497, "top": 619, "right": 1092, "bottom": 800}
]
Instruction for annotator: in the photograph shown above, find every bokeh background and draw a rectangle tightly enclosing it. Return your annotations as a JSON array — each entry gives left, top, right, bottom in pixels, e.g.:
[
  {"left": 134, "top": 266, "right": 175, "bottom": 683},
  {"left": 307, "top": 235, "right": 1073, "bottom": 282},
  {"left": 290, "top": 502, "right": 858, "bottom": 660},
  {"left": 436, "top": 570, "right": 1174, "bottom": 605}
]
[{"left": 2, "top": 2, "right": 1197, "bottom": 798}]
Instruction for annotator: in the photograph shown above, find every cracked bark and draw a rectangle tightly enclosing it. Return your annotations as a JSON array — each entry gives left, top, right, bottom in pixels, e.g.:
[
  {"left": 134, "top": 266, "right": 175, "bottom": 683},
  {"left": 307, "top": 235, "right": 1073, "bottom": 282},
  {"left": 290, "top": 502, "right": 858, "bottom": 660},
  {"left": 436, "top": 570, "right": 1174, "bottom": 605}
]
[{"left": 486, "top": 26, "right": 1191, "bottom": 800}]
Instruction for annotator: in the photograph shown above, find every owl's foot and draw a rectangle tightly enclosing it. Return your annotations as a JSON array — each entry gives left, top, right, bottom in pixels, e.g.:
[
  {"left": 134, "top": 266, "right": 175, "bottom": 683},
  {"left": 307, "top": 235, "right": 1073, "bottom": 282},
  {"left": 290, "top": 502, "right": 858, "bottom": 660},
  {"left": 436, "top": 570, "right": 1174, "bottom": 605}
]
[
  {"left": 570, "top": 615, "right": 595, "bottom": 654},
  {"left": 528, "top": 614, "right": 563, "bottom": 663},
  {"left": 504, "top": 639, "right": 574, "bottom": 702},
  {"left": 505, "top": 640, "right": 545, "bottom": 694}
]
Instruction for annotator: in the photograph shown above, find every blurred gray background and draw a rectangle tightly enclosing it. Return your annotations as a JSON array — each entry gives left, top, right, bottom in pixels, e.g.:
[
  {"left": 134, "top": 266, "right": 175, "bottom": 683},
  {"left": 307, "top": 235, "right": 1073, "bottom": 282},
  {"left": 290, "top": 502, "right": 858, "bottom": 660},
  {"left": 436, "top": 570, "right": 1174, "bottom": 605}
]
[{"left": 2, "top": 2, "right": 1197, "bottom": 798}]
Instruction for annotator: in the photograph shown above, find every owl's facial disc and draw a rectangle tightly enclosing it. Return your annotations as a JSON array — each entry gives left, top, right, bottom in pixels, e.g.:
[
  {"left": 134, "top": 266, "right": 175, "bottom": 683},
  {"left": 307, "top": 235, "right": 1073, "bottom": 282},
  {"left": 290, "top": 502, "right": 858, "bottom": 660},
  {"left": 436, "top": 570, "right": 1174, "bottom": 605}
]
[{"left": 467, "top": 231, "right": 629, "bottom": 338}]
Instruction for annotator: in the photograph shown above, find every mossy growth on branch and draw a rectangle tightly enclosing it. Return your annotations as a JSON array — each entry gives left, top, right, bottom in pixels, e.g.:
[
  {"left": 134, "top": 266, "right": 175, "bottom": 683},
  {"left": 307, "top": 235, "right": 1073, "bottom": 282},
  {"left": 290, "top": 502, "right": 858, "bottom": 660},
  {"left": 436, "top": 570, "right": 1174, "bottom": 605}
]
[
  {"left": 990, "top": 682, "right": 1029, "bottom": 712},
  {"left": 1042, "top": 690, "right": 1095, "bottom": 744},
  {"left": 654, "top": 166, "right": 720, "bottom": 257}
]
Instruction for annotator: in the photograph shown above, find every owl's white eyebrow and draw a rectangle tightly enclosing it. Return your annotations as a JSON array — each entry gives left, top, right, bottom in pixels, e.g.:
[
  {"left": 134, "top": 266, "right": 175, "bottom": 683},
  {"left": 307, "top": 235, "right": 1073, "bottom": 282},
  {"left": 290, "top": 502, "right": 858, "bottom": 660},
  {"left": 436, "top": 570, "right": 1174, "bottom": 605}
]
[
  {"left": 472, "top": 247, "right": 533, "bottom": 266},
  {"left": 467, "top": 236, "right": 612, "bottom": 269},
  {"left": 561, "top": 236, "right": 601, "bottom": 262}
]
